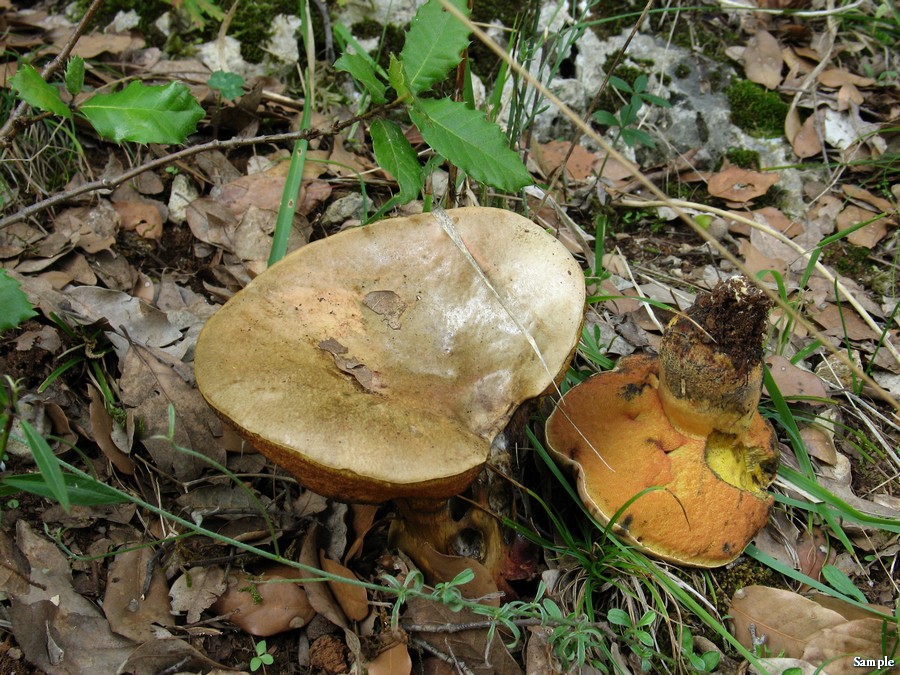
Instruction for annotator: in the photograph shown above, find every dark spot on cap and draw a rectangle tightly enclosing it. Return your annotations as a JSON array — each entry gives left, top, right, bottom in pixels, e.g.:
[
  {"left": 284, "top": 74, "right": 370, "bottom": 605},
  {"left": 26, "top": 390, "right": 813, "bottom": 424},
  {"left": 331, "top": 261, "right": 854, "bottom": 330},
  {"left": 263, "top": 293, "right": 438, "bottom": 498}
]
[
  {"left": 620, "top": 513, "right": 633, "bottom": 532},
  {"left": 620, "top": 382, "right": 646, "bottom": 401}
]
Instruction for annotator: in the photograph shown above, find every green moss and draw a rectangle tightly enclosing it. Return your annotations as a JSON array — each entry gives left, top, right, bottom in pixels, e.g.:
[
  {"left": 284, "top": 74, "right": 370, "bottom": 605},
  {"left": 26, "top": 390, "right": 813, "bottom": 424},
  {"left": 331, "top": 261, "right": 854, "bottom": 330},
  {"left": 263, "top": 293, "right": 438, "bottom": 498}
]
[
  {"left": 673, "top": 63, "right": 691, "bottom": 79},
  {"left": 723, "top": 147, "right": 761, "bottom": 170},
  {"left": 73, "top": 0, "right": 172, "bottom": 48},
  {"left": 470, "top": 0, "right": 529, "bottom": 82},
  {"left": 824, "top": 242, "right": 873, "bottom": 280},
  {"left": 709, "top": 559, "right": 783, "bottom": 619},
  {"left": 230, "top": 0, "right": 299, "bottom": 65},
  {"left": 726, "top": 80, "right": 788, "bottom": 138},
  {"left": 588, "top": 0, "right": 647, "bottom": 39},
  {"left": 671, "top": 18, "right": 741, "bottom": 61}
]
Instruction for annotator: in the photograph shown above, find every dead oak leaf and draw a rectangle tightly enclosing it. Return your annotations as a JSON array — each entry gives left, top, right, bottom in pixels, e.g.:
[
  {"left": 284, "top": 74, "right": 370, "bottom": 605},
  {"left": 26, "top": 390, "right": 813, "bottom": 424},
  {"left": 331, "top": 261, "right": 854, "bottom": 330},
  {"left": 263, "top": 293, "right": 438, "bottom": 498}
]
[
  {"left": 708, "top": 167, "right": 779, "bottom": 202},
  {"left": 835, "top": 204, "right": 891, "bottom": 248},
  {"left": 818, "top": 68, "right": 876, "bottom": 88},
  {"left": 743, "top": 30, "right": 784, "bottom": 89},
  {"left": 120, "top": 344, "right": 224, "bottom": 482},
  {"left": 103, "top": 547, "right": 174, "bottom": 642}
]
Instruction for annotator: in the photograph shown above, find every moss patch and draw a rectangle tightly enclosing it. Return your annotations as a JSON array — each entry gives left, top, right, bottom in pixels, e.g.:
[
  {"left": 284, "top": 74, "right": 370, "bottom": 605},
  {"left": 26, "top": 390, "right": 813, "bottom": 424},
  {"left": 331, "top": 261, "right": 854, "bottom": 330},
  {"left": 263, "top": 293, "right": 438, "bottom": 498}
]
[
  {"left": 723, "top": 147, "right": 761, "bottom": 170},
  {"left": 726, "top": 80, "right": 788, "bottom": 138}
]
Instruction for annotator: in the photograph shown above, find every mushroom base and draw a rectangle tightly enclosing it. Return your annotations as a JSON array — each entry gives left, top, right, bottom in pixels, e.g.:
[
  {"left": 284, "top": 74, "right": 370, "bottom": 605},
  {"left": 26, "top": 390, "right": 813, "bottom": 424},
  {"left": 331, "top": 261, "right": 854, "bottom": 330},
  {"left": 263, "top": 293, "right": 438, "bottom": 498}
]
[{"left": 389, "top": 487, "right": 517, "bottom": 599}]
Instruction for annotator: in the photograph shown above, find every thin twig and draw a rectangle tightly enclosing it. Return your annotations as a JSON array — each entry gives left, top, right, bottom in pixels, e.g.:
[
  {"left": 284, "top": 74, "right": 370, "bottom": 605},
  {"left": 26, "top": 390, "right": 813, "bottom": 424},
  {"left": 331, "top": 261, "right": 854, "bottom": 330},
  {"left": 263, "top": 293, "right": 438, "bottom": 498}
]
[
  {"left": 409, "top": 637, "right": 477, "bottom": 675},
  {"left": 0, "top": 0, "right": 106, "bottom": 148}
]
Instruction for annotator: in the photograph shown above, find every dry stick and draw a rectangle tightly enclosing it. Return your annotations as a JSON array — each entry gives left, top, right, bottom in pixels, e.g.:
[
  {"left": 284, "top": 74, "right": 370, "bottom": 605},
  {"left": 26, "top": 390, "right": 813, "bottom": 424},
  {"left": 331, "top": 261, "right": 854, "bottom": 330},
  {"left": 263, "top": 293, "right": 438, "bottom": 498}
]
[
  {"left": 0, "top": 102, "right": 401, "bottom": 231},
  {"left": 0, "top": 0, "right": 106, "bottom": 149},
  {"left": 410, "top": 637, "right": 476, "bottom": 675},
  {"left": 434, "top": 0, "right": 900, "bottom": 415}
]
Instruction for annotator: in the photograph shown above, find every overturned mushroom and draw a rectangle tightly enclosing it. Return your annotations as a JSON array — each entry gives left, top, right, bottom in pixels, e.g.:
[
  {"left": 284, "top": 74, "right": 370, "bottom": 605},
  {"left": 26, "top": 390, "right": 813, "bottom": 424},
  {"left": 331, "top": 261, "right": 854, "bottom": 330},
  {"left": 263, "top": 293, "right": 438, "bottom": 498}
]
[
  {"left": 195, "top": 207, "right": 585, "bottom": 585},
  {"left": 545, "top": 277, "right": 779, "bottom": 567}
]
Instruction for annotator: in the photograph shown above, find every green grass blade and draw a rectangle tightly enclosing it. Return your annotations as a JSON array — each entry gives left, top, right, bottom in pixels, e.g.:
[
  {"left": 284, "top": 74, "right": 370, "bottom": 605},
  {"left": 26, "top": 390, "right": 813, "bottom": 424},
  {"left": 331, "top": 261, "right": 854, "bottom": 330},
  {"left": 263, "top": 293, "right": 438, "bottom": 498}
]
[{"left": 20, "top": 420, "right": 70, "bottom": 511}]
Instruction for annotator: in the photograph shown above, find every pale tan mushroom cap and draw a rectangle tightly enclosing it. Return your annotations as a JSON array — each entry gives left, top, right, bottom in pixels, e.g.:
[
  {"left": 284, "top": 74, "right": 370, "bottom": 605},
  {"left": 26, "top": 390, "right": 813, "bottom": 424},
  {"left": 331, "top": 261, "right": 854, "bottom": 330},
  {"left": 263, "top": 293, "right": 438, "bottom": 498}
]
[
  {"left": 195, "top": 207, "right": 585, "bottom": 503},
  {"left": 546, "top": 355, "right": 778, "bottom": 567}
]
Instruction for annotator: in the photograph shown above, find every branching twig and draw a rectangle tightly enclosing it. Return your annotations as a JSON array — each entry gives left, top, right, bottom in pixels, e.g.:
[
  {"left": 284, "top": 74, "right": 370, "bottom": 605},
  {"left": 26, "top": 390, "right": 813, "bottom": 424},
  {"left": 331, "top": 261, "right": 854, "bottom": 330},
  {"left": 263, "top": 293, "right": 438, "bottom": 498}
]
[
  {"left": 409, "top": 637, "right": 477, "bottom": 675},
  {"left": 0, "top": 0, "right": 106, "bottom": 148}
]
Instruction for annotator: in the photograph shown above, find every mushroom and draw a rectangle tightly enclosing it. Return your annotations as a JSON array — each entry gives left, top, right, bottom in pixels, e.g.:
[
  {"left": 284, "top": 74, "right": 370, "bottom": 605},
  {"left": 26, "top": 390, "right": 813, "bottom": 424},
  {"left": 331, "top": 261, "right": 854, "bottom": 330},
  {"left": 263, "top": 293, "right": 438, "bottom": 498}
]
[
  {"left": 195, "top": 207, "right": 585, "bottom": 585},
  {"left": 545, "top": 277, "right": 779, "bottom": 567}
]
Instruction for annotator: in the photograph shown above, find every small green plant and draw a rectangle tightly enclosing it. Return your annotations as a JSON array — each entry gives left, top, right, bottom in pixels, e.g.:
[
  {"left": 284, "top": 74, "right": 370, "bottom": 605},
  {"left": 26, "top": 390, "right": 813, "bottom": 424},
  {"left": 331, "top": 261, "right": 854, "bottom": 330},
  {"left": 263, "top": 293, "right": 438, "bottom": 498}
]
[
  {"left": 9, "top": 56, "right": 204, "bottom": 145},
  {"left": 334, "top": 0, "right": 531, "bottom": 216},
  {"left": 0, "top": 269, "right": 37, "bottom": 331},
  {"left": 208, "top": 70, "right": 245, "bottom": 102},
  {"left": 607, "top": 608, "right": 657, "bottom": 671},
  {"left": 679, "top": 626, "right": 721, "bottom": 672},
  {"left": 592, "top": 73, "right": 672, "bottom": 148},
  {"left": 249, "top": 639, "right": 274, "bottom": 672}
]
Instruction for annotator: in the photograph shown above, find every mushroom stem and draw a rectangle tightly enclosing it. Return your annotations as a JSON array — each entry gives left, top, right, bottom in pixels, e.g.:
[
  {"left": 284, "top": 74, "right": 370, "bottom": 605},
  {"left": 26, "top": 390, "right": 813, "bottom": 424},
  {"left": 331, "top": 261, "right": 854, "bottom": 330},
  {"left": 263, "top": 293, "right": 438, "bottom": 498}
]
[
  {"left": 658, "top": 277, "right": 773, "bottom": 437},
  {"left": 389, "top": 487, "right": 510, "bottom": 596}
]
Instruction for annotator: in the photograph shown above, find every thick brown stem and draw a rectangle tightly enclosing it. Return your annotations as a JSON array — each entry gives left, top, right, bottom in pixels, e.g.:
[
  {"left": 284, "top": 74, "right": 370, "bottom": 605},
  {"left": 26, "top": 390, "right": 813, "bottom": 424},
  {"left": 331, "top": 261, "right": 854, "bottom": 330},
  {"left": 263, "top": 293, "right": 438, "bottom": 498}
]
[{"left": 658, "top": 277, "right": 773, "bottom": 437}]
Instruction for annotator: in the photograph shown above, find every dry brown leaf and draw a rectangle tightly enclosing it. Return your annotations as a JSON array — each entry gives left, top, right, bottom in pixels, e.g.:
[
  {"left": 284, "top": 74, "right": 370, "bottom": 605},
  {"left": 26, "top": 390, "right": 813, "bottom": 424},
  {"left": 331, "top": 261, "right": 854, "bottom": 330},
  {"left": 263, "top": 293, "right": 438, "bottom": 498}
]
[
  {"left": 842, "top": 185, "right": 897, "bottom": 215},
  {"left": 836, "top": 83, "right": 864, "bottom": 111},
  {"left": 818, "top": 68, "right": 876, "bottom": 88},
  {"left": 113, "top": 199, "right": 166, "bottom": 239},
  {"left": 211, "top": 565, "right": 317, "bottom": 636},
  {"left": 785, "top": 107, "right": 802, "bottom": 143},
  {"left": 299, "top": 525, "right": 349, "bottom": 630},
  {"left": 708, "top": 167, "right": 779, "bottom": 202},
  {"left": 68, "top": 32, "right": 142, "bottom": 58},
  {"left": 319, "top": 555, "right": 369, "bottom": 622},
  {"left": 410, "top": 543, "right": 501, "bottom": 605},
  {"left": 367, "top": 643, "right": 412, "bottom": 675},
  {"left": 329, "top": 136, "right": 376, "bottom": 179},
  {"left": 535, "top": 140, "right": 598, "bottom": 181},
  {"left": 88, "top": 384, "right": 135, "bottom": 474},
  {"left": 795, "top": 528, "right": 832, "bottom": 582},
  {"left": 345, "top": 503, "right": 379, "bottom": 561},
  {"left": 8, "top": 521, "right": 136, "bottom": 674},
  {"left": 799, "top": 426, "right": 838, "bottom": 465},
  {"left": 120, "top": 344, "right": 225, "bottom": 482},
  {"left": 169, "top": 566, "right": 227, "bottom": 624},
  {"left": 738, "top": 238, "right": 787, "bottom": 278},
  {"left": 782, "top": 47, "right": 816, "bottom": 76},
  {"left": 803, "top": 618, "right": 899, "bottom": 674},
  {"left": 525, "top": 626, "right": 564, "bottom": 675},
  {"left": 217, "top": 169, "right": 287, "bottom": 218},
  {"left": 793, "top": 110, "right": 823, "bottom": 158},
  {"left": 103, "top": 547, "right": 173, "bottom": 642},
  {"left": 116, "top": 638, "right": 229, "bottom": 675},
  {"left": 835, "top": 205, "right": 891, "bottom": 248},
  {"left": 729, "top": 585, "right": 846, "bottom": 658},
  {"left": 299, "top": 526, "right": 363, "bottom": 664},
  {"left": 744, "top": 30, "right": 784, "bottom": 89},
  {"left": 764, "top": 355, "right": 828, "bottom": 401},
  {"left": 808, "top": 593, "right": 895, "bottom": 623}
]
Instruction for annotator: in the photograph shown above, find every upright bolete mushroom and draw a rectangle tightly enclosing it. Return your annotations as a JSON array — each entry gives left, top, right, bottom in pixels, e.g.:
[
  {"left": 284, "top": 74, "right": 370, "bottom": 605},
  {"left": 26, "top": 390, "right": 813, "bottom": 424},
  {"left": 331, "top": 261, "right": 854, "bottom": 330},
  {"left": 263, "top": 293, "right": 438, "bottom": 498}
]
[
  {"left": 195, "top": 207, "right": 585, "bottom": 582},
  {"left": 545, "top": 277, "right": 779, "bottom": 567}
]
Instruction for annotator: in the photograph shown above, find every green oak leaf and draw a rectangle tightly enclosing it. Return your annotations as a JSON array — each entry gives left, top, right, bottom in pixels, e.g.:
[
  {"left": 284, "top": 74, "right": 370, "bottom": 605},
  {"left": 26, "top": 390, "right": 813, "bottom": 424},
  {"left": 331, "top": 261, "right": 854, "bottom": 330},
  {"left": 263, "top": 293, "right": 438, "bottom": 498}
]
[
  {"left": 409, "top": 97, "right": 531, "bottom": 192},
  {"left": 10, "top": 65, "right": 70, "bottom": 118},
  {"left": 80, "top": 81, "right": 204, "bottom": 144}
]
